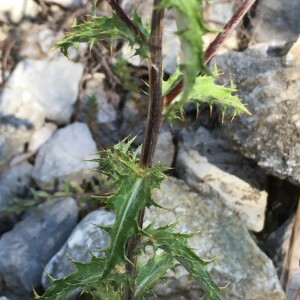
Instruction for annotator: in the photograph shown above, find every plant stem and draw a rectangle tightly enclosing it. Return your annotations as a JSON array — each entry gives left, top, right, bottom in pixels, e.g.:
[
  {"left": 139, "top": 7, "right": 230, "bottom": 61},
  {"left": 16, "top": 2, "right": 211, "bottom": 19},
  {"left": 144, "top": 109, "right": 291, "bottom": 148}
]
[
  {"left": 106, "top": 0, "right": 148, "bottom": 44},
  {"left": 204, "top": 0, "right": 257, "bottom": 62},
  {"left": 139, "top": 5, "right": 165, "bottom": 168},
  {"left": 163, "top": 0, "right": 257, "bottom": 106},
  {"left": 123, "top": 1, "right": 164, "bottom": 299}
]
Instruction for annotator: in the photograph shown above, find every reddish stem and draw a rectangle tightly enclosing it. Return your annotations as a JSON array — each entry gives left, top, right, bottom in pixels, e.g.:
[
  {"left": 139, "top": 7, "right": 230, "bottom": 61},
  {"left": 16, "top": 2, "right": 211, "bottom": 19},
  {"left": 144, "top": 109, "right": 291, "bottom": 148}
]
[{"left": 164, "top": 0, "right": 257, "bottom": 106}]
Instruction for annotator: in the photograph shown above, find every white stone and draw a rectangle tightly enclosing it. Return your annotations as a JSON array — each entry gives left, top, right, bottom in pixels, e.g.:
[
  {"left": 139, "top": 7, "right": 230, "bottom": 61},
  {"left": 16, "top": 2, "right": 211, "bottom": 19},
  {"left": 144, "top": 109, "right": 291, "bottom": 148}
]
[
  {"left": 0, "top": 0, "right": 39, "bottom": 23},
  {"left": 1, "top": 57, "right": 84, "bottom": 124},
  {"left": 28, "top": 123, "right": 57, "bottom": 154},
  {"left": 32, "top": 122, "right": 97, "bottom": 189}
]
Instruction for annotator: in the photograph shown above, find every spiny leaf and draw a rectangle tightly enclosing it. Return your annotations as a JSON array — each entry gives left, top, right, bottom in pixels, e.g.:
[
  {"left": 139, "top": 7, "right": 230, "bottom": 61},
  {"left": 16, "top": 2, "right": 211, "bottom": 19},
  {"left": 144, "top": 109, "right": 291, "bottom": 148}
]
[
  {"left": 92, "top": 138, "right": 167, "bottom": 278},
  {"left": 157, "top": 0, "right": 212, "bottom": 99},
  {"left": 35, "top": 256, "right": 107, "bottom": 300},
  {"left": 93, "top": 137, "right": 142, "bottom": 181},
  {"left": 163, "top": 68, "right": 251, "bottom": 122},
  {"left": 144, "top": 224, "right": 222, "bottom": 300},
  {"left": 135, "top": 253, "right": 175, "bottom": 299},
  {"left": 55, "top": 12, "right": 149, "bottom": 58},
  {"left": 81, "top": 272, "right": 127, "bottom": 300},
  {"left": 86, "top": 281, "right": 123, "bottom": 300}
]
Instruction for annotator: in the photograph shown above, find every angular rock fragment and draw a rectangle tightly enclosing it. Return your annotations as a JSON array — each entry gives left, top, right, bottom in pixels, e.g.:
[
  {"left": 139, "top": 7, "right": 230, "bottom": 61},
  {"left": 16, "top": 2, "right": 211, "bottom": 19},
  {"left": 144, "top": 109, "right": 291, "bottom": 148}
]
[{"left": 176, "top": 127, "right": 267, "bottom": 232}]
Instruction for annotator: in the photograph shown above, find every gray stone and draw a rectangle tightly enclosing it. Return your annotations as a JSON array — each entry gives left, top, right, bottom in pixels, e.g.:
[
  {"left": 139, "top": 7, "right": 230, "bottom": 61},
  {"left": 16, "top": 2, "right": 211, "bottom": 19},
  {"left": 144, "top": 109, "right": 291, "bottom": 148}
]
[
  {"left": 0, "top": 290, "right": 31, "bottom": 300},
  {"left": 251, "top": 0, "right": 300, "bottom": 44},
  {"left": 145, "top": 177, "right": 284, "bottom": 300},
  {"left": 0, "top": 185, "right": 14, "bottom": 215},
  {"left": 205, "top": 1, "right": 234, "bottom": 25},
  {"left": 0, "top": 0, "right": 39, "bottom": 23},
  {"left": 42, "top": 209, "right": 115, "bottom": 287},
  {"left": 212, "top": 40, "right": 300, "bottom": 185},
  {"left": 176, "top": 127, "right": 268, "bottom": 232},
  {"left": 45, "top": 0, "right": 87, "bottom": 8},
  {"left": 153, "top": 130, "right": 175, "bottom": 167},
  {"left": 264, "top": 216, "right": 294, "bottom": 277},
  {"left": 0, "top": 197, "right": 78, "bottom": 294},
  {"left": 32, "top": 122, "right": 97, "bottom": 190},
  {"left": 0, "top": 162, "right": 32, "bottom": 196}
]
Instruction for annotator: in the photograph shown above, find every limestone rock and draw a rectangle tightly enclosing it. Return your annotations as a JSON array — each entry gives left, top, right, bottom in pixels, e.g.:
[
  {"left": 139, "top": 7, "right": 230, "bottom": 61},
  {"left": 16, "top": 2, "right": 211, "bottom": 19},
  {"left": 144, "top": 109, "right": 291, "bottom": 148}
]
[
  {"left": 212, "top": 41, "right": 300, "bottom": 185},
  {"left": 0, "top": 57, "right": 83, "bottom": 164},
  {"left": 145, "top": 177, "right": 284, "bottom": 300},
  {"left": 176, "top": 127, "right": 268, "bottom": 232},
  {"left": 32, "top": 122, "right": 97, "bottom": 190},
  {"left": 0, "top": 198, "right": 78, "bottom": 294},
  {"left": 0, "top": 57, "right": 84, "bottom": 124},
  {"left": 42, "top": 209, "right": 115, "bottom": 287}
]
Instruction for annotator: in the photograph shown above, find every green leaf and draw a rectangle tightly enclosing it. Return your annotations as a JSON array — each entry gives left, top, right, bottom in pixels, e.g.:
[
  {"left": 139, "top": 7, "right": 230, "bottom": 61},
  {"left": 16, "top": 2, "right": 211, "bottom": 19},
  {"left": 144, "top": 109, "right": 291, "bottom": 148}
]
[
  {"left": 92, "top": 138, "right": 167, "bottom": 278},
  {"left": 135, "top": 253, "right": 175, "bottom": 299},
  {"left": 55, "top": 13, "right": 149, "bottom": 58},
  {"left": 163, "top": 69, "right": 251, "bottom": 122},
  {"left": 35, "top": 256, "right": 107, "bottom": 300},
  {"left": 144, "top": 224, "right": 222, "bottom": 300},
  {"left": 157, "top": 0, "right": 212, "bottom": 99}
]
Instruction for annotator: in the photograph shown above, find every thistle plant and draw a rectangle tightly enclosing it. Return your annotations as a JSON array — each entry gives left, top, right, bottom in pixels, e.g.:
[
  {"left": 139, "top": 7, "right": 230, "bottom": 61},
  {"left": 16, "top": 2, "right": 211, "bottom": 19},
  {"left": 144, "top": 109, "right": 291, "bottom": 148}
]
[{"left": 35, "top": 0, "right": 255, "bottom": 299}]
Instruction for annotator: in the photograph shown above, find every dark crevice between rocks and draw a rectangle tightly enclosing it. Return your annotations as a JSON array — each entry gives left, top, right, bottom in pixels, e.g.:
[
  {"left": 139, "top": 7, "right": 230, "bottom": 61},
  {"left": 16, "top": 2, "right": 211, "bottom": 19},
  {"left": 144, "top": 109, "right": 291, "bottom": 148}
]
[
  {"left": 235, "top": 0, "right": 260, "bottom": 51},
  {"left": 256, "top": 176, "right": 300, "bottom": 243}
]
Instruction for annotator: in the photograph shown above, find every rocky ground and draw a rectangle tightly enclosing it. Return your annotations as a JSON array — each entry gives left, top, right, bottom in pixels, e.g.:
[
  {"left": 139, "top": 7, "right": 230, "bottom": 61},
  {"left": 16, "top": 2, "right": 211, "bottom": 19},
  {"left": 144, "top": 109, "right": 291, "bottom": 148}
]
[{"left": 0, "top": 0, "right": 300, "bottom": 299}]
